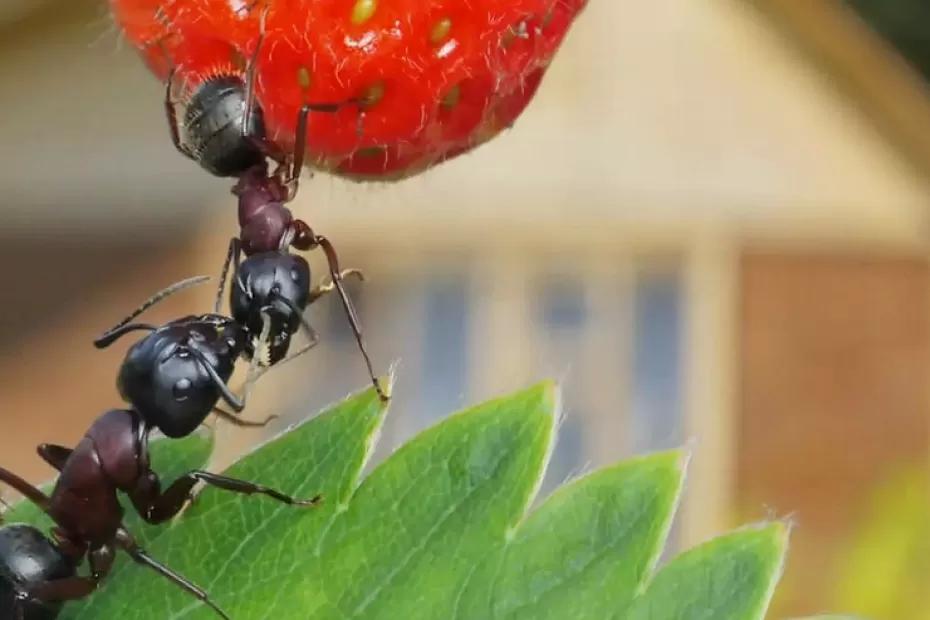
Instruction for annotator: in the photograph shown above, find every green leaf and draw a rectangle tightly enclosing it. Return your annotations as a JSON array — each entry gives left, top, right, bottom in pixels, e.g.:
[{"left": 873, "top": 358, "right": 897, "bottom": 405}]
[
  {"left": 627, "top": 523, "right": 789, "bottom": 620},
  {"left": 789, "top": 617, "right": 870, "bottom": 620},
  {"left": 2, "top": 380, "right": 794, "bottom": 619}
]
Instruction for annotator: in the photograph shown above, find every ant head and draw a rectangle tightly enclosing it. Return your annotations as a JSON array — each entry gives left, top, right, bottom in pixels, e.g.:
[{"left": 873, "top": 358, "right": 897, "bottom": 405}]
[
  {"left": 184, "top": 75, "right": 266, "bottom": 178},
  {"left": 117, "top": 318, "right": 247, "bottom": 438},
  {"left": 0, "top": 524, "right": 75, "bottom": 619},
  {"left": 230, "top": 252, "right": 311, "bottom": 364}
]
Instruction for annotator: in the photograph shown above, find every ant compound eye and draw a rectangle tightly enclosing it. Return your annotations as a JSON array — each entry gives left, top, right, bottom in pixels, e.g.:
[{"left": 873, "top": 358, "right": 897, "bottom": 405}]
[
  {"left": 173, "top": 378, "right": 192, "bottom": 401},
  {"left": 226, "top": 337, "right": 237, "bottom": 348},
  {"left": 290, "top": 268, "right": 301, "bottom": 282}
]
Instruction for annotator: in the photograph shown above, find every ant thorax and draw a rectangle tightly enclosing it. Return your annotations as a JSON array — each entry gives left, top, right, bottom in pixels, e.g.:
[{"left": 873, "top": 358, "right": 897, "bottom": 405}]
[{"left": 232, "top": 164, "right": 296, "bottom": 255}]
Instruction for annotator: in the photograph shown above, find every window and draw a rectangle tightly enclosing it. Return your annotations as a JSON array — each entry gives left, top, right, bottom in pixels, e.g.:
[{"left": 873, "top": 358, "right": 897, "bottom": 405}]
[{"left": 631, "top": 269, "right": 684, "bottom": 452}]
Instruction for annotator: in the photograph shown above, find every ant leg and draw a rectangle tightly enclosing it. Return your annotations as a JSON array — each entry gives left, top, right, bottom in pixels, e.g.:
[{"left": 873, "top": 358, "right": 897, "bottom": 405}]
[
  {"left": 280, "top": 100, "right": 354, "bottom": 200},
  {"left": 0, "top": 466, "right": 50, "bottom": 511},
  {"left": 313, "top": 235, "right": 387, "bottom": 401},
  {"left": 309, "top": 268, "right": 365, "bottom": 304},
  {"left": 178, "top": 471, "right": 320, "bottom": 506},
  {"left": 27, "top": 576, "right": 101, "bottom": 603},
  {"left": 165, "top": 68, "right": 195, "bottom": 159},
  {"left": 37, "top": 444, "right": 73, "bottom": 472},
  {"left": 190, "top": 311, "right": 272, "bottom": 421},
  {"left": 241, "top": 5, "right": 268, "bottom": 141},
  {"left": 94, "top": 275, "right": 210, "bottom": 348},
  {"left": 240, "top": 3, "right": 290, "bottom": 163},
  {"left": 130, "top": 468, "right": 320, "bottom": 526},
  {"left": 214, "top": 237, "right": 242, "bottom": 314},
  {"left": 212, "top": 407, "right": 278, "bottom": 428},
  {"left": 186, "top": 347, "right": 245, "bottom": 412},
  {"left": 50, "top": 527, "right": 87, "bottom": 559},
  {"left": 114, "top": 527, "right": 231, "bottom": 620}
]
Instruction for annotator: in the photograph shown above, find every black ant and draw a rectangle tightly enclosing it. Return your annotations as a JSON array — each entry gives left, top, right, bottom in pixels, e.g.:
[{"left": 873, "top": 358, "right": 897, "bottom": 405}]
[
  {"left": 0, "top": 520, "right": 75, "bottom": 620},
  {"left": 0, "top": 264, "right": 374, "bottom": 617},
  {"left": 0, "top": 420, "right": 317, "bottom": 619},
  {"left": 93, "top": 268, "right": 360, "bottom": 432},
  {"left": 163, "top": 12, "right": 387, "bottom": 401}
]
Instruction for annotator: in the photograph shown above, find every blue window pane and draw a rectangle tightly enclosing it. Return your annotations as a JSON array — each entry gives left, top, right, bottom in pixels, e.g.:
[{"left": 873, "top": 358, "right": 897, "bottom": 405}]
[
  {"left": 631, "top": 271, "right": 683, "bottom": 452},
  {"left": 417, "top": 274, "right": 469, "bottom": 424},
  {"left": 538, "top": 277, "right": 588, "bottom": 330}
]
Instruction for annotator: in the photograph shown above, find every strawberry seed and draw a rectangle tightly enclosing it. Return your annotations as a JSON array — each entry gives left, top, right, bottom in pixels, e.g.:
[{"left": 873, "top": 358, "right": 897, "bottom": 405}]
[
  {"left": 430, "top": 18, "right": 452, "bottom": 44},
  {"left": 351, "top": 0, "right": 378, "bottom": 25}
]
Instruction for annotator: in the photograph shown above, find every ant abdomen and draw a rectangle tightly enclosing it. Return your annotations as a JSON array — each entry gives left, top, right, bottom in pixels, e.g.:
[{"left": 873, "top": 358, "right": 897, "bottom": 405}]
[
  {"left": 184, "top": 76, "right": 266, "bottom": 177},
  {"left": 0, "top": 524, "right": 75, "bottom": 620}
]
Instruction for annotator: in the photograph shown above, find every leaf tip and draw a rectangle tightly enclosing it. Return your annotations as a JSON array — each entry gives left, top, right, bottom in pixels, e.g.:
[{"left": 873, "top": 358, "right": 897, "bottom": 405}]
[
  {"left": 733, "top": 519, "right": 793, "bottom": 596},
  {"left": 381, "top": 360, "right": 401, "bottom": 401},
  {"left": 741, "top": 513, "right": 795, "bottom": 552},
  {"left": 672, "top": 444, "right": 693, "bottom": 476},
  {"left": 750, "top": 519, "right": 792, "bottom": 615},
  {"left": 533, "top": 378, "right": 561, "bottom": 414}
]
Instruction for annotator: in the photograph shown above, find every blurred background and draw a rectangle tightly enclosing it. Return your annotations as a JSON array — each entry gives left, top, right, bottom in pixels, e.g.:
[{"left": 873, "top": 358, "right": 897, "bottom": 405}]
[{"left": 2, "top": 0, "right": 930, "bottom": 617}]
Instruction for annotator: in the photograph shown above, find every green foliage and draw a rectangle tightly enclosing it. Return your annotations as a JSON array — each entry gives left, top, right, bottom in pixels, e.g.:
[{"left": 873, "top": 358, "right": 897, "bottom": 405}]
[{"left": 6, "top": 381, "right": 789, "bottom": 619}]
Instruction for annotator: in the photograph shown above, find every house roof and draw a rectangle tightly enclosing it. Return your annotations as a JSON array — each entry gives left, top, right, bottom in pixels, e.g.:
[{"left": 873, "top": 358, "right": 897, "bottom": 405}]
[{"left": 751, "top": 0, "right": 930, "bottom": 183}]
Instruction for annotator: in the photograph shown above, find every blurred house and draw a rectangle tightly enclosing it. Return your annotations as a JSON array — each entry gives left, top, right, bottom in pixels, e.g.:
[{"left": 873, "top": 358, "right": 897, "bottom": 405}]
[{"left": 1, "top": 0, "right": 929, "bottom": 617}]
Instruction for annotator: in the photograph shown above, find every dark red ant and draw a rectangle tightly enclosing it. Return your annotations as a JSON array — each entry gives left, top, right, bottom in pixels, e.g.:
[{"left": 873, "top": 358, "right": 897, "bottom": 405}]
[
  {"left": 163, "top": 14, "right": 387, "bottom": 401},
  {"left": 0, "top": 412, "right": 317, "bottom": 619}
]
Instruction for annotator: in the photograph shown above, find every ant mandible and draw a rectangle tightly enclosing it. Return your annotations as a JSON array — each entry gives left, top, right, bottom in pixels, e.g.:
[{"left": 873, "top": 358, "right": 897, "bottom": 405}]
[{"left": 163, "top": 10, "right": 387, "bottom": 401}]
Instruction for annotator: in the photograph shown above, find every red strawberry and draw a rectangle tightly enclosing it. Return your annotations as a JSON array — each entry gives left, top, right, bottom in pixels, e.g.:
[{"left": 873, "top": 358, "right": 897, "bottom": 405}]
[{"left": 111, "top": 0, "right": 587, "bottom": 180}]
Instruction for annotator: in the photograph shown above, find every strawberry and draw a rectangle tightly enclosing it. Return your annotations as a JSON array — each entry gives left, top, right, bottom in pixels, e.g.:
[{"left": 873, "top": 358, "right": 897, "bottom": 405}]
[{"left": 111, "top": 0, "right": 587, "bottom": 180}]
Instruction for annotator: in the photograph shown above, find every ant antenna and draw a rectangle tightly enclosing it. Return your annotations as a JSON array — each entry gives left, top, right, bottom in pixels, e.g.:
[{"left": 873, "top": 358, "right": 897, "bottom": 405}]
[
  {"left": 95, "top": 276, "right": 210, "bottom": 348},
  {"left": 0, "top": 467, "right": 51, "bottom": 512}
]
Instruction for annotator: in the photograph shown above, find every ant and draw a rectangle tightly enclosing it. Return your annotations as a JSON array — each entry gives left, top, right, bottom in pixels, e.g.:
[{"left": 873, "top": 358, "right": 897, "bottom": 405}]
[
  {"left": 93, "top": 268, "right": 358, "bottom": 432},
  {"left": 0, "top": 272, "right": 338, "bottom": 618},
  {"left": 163, "top": 11, "right": 387, "bottom": 401},
  {"left": 0, "top": 362, "right": 320, "bottom": 619}
]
